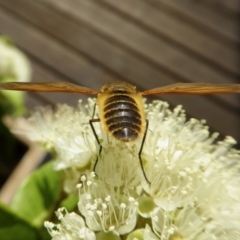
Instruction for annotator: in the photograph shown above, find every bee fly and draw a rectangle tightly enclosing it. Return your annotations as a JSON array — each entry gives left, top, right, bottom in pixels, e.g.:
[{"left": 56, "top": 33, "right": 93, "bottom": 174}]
[{"left": 1, "top": 81, "right": 240, "bottom": 184}]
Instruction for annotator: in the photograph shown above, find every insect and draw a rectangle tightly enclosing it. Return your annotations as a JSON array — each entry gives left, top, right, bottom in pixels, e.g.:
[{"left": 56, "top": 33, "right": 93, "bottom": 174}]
[{"left": 1, "top": 81, "right": 240, "bottom": 184}]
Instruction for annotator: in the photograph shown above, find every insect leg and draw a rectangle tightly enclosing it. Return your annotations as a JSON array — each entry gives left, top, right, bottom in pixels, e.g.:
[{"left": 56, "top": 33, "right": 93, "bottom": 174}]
[
  {"left": 138, "top": 120, "right": 151, "bottom": 185},
  {"left": 91, "top": 103, "right": 97, "bottom": 119},
  {"left": 89, "top": 119, "right": 102, "bottom": 173}
]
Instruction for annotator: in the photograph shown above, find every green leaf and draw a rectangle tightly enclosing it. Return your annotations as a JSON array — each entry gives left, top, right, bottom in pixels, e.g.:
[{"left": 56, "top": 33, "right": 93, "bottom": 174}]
[
  {"left": 0, "top": 202, "right": 41, "bottom": 240},
  {"left": 10, "top": 162, "right": 63, "bottom": 228},
  {"left": 0, "top": 82, "right": 26, "bottom": 117},
  {"left": 60, "top": 193, "right": 78, "bottom": 211}
]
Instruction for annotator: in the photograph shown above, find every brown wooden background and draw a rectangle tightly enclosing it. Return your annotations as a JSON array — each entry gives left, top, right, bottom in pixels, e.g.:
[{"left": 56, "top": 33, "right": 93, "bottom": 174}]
[{"left": 0, "top": 0, "right": 239, "bottom": 146}]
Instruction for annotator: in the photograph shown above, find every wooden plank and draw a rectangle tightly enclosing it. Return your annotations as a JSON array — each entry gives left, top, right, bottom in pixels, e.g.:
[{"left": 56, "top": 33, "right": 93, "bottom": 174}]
[
  {"left": 0, "top": 5, "right": 115, "bottom": 91},
  {"left": 0, "top": 1, "right": 238, "bottom": 108},
  {"left": 0, "top": 5, "right": 239, "bottom": 141},
  {"left": 0, "top": 6, "right": 108, "bottom": 108},
  {"left": 25, "top": 93, "right": 52, "bottom": 111},
  {"left": 0, "top": 1, "right": 182, "bottom": 88},
  {"left": 30, "top": 61, "right": 86, "bottom": 106},
  {"left": 38, "top": 0, "right": 239, "bottom": 84},
  {"left": 0, "top": 3, "right": 238, "bottom": 105},
  {"left": 156, "top": 0, "right": 240, "bottom": 44},
  {"left": 30, "top": 0, "right": 240, "bottom": 107},
  {"left": 101, "top": 0, "right": 239, "bottom": 76},
  {"left": 204, "top": 0, "right": 240, "bottom": 14}
]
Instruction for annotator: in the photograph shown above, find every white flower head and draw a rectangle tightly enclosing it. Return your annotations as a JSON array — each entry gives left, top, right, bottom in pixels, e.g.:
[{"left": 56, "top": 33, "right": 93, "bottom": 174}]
[
  {"left": 142, "top": 101, "right": 219, "bottom": 210},
  {"left": 27, "top": 100, "right": 97, "bottom": 171},
  {"left": 77, "top": 174, "right": 138, "bottom": 235},
  {"left": 95, "top": 140, "right": 141, "bottom": 187},
  {"left": 149, "top": 203, "right": 240, "bottom": 240},
  {"left": 25, "top": 98, "right": 240, "bottom": 239},
  {"left": 0, "top": 36, "right": 31, "bottom": 82},
  {"left": 150, "top": 207, "right": 207, "bottom": 240},
  {"left": 44, "top": 208, "right": 95, "bottom": 240}
]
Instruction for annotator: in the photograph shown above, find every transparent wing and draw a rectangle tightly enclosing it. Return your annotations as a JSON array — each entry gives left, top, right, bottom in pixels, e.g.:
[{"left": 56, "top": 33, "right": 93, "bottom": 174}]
[
  {"left": 0, "top": 82, "right": 98, "bottom": 94},
  {"left": 140, "top": 83, "right": 240, "bottom": 95}
]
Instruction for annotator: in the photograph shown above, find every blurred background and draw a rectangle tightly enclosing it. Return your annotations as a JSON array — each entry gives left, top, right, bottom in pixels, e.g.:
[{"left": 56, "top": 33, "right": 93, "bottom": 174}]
[{"left": 0, "top": 0, "right": 239, "bottom": 144}]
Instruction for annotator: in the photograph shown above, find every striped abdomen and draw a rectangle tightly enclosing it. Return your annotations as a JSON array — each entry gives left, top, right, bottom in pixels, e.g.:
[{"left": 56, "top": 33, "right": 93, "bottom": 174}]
[{"left": 98, "top": 92, "right": 145, "bottom": 142}]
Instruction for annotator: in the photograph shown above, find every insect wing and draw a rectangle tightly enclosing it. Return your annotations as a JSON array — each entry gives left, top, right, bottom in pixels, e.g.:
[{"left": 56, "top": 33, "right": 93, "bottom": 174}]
[
  {"left": 0, "top": 81, "right": 98, "bottom": 94},
  {"left": 140, "top": 83, "right": 240, "bottom": 95}
]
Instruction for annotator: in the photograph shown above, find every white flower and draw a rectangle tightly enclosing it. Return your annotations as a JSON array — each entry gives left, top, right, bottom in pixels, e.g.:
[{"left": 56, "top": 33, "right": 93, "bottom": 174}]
[
  {"left": 0, "top": 36, "right": 31, "bottom": 81},
  {"left": 27, "top": 101, "right": 97, "bottom": 171},
  {"left": 25, "top": 99, "right": 240, "bottom": 239},
  {"left": 77, "top": 173, "right": 138, "bottom": 235},
  {"left": 95, "top": 141, "right": 141, "bottom": 187},
  {"left": 151, "top": 207, "right": 207, "bottom": 239},
  {"left": 44, "top": 208, "right": 95, "bottom": 240},
  {"left": 149, "top": 205, "right": 240, "bottom": 240}
]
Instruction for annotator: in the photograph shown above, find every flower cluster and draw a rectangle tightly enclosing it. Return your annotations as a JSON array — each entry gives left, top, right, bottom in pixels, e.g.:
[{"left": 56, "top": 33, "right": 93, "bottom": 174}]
[{"left": 26, "top": 99, "right": 240, "bottom": 240}]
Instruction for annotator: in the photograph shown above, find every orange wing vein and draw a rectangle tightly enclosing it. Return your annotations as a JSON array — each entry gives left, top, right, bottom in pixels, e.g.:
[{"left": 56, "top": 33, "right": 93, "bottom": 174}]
[
  {"left": 140, "top": 83, "right": 240, "bottom": 95},
  {"left": 0, "top": 82, "right": 98, "bottom": 94}
]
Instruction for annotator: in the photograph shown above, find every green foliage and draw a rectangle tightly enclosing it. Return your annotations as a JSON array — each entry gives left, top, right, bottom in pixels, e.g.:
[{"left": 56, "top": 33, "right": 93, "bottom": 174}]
[
  {"left": 0, "top": 35, "right": 31, "bottom": 117},
  {"left": 0, "top": 90, "right": 26, "bottom": 118},
  {"left": 0, "top": 202, "right": 41, "bottom": 240},
  {"left": 60, "top": 192, "right": 78, "bottom": 211},
  {"left": 10, "top": 162, "right": 63, "bottom": 228},
  {"left": 0, "top": 159, "right": 81, "bottom": 239},
  {"left": 0, "top": 121, "right": 18, "bottom": 179}
]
